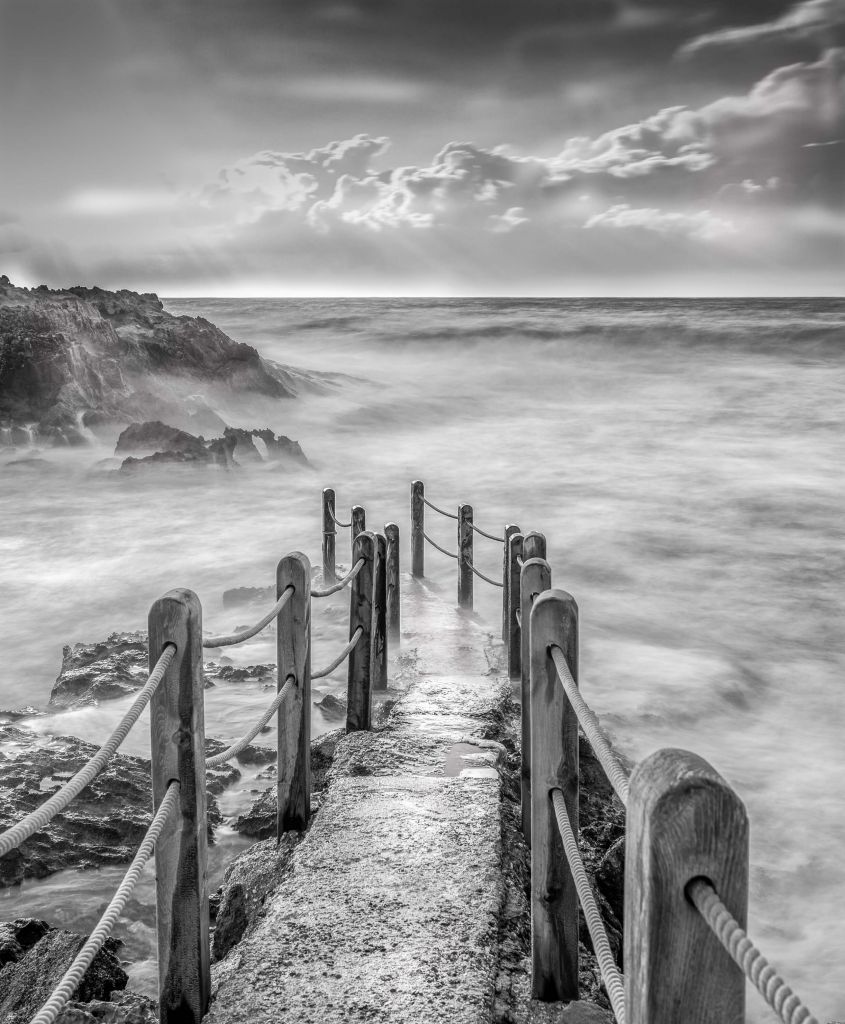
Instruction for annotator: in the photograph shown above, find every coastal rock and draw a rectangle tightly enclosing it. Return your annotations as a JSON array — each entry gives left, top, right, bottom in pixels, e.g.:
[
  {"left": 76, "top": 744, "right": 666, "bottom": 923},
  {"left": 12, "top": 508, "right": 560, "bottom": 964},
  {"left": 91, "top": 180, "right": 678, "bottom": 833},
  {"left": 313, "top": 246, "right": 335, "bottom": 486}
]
[
  {"left": 114, "top": 421, "right": 206, "bottom": 457},
  {"left": 313, "top": 693, "right": 347, "bottom": 719},
  {"left": 0, "top": 731, "right": 224, "bottom": 888},
  {"left": 0, "top": 275, "right": 293, "bottom": 446},
  {"left": 49, "top": 632, "right": 149, "bottom": 709}
]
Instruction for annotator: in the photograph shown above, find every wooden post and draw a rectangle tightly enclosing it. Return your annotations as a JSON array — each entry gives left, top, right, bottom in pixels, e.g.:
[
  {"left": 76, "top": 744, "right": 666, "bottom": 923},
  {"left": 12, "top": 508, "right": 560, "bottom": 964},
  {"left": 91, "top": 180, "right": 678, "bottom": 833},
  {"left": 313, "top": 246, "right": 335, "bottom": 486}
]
[
  {"left": 373, "top": 533, "right": 388, "bottom": 690},
  {"left": 523, "top": 531, "right": 546, "bottom": 563},
  {"left": 148, "top": 589, "right": 210, "bottom": 1024},
  {"left": 458, "top": 503, "right": 473, "bottom": 609},
  {"left": 276, "top": 552, "right": 311, "bottom": 835},
  {"left": 507, "top": 532, "right": 524, "bottom": 680},
  {"left": 520, "top": 557, "right": 551, "bottom": 845},
  {"left": 385, "top": 522, "right": 400, "bottom": 644},
  {"left": 346, "top": 530, "right": 375, "bottom": 732},
  {"left": 529, "top": 588, "right": 579, "bottom": 1002},
  {"left": 625, "top": 749, "right": 749, "bottom": 1024},
  {"left": 411, "top": 480, "right": 424, "bottom": 578},
  {"left": 321, "top": 488, "right": 336, "bottom": 585},
  {"left": 351, "top": 504, "right": 366, "bottom": 547},
  {"left": 502, "top": 524, "right": 519, "bottom": 641}
]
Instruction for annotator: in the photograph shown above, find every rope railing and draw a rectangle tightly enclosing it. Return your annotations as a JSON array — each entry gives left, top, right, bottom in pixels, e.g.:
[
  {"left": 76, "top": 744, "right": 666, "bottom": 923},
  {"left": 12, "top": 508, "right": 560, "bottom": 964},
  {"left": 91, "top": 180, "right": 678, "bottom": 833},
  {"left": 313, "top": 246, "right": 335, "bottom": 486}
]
[
  {"left": 312, "top": 626, "right": 363, "bottom": 679},
  {"left": 687, "top": 879, "right": 820, "bottom": 1024},
  {"left": 549, "top": 645, "right": 631, "bottom": 805},
  {"left": 202, "top": 586, "right": 293, "bottom": 648},
  {"left": 551, "top": 788, "right": 626, "bottom": 1023},
  {"left": 469, "top": 521, "right": 505, "bottom": 543},
  {"left": 0, "top": 643, "right": 176, "bottom": 859},
  {"left": 466, "top": 558, "right": 504, "bottom": 588},
  {"left": 422, "top": 496, "right": 459, "bottom": 520},
  {"left": 206, "top": 676, "right": 295, "bottom": 768},
  {"left": 312, "top": 557, "right": 365, "bottom": 598},
  {"left": 29, "top": 781, "right": 180, "bottom": 1024},
  {"left": 423, "top": 531, "right": 459, "bottom": 560},
  {"left": 329, "top": 506, "right": 352, "bottom": 529}
]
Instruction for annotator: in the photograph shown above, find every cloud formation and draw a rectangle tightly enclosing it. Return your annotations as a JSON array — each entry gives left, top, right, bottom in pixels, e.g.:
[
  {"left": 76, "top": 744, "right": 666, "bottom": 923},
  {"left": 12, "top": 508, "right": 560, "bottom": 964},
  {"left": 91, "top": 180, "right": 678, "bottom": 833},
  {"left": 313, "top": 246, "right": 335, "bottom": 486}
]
[{"left": 681, "top": 0, "right": 845, "bottom": 58}]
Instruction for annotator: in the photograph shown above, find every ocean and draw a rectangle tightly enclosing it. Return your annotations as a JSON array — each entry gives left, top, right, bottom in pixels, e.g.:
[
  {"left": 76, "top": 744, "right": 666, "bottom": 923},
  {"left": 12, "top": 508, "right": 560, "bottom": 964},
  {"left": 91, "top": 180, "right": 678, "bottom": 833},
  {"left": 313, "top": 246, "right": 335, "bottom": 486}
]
[{"left": 1, "top": 298, "right": 843, "bottom": 1021}]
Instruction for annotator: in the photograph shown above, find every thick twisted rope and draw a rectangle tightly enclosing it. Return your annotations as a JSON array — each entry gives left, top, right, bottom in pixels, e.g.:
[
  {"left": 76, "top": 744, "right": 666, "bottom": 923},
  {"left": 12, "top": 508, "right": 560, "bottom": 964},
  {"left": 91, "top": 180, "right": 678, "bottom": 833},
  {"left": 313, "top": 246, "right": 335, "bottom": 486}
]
[
  {"left": 423, "top": 532, "right": 459, "bottom": 559},
  {"left": 466, "top": 559, "right": 504, "bottom": 588},
  {"left": 312, "top": 558, "right": 365, "bottom": 598},
  {"left": 687, "top": 878, "right": 819, "bottom": 1024},
  {"left": 329, "top": 505, "right": 352, "bottom": 529},
  {"left": 29, "top": 781, "right": 180, "bottom": 1024},
  {"left": 516, "top": 555, "right": 524, "bottom": 568},
  {"left": 515, "top": 608, "right": 522, "bottom": 628},
  {"left": 312, "top": 627, "right": 363, "bottom": 679},
  {"left": 0, "top": 644, "right": 176, "bottom": 859},
  {"left": 206, "top": 676, "right": 294, "bottom": 768},
  {"left": 469, "top": 522, "right": 505, "bottom": 543},
  {"left": 203, "top": 586, "right": 293, "bottom": 648},
  {"left": 422, "top": 497, "right": 459, "bottom": 520},
  {"left": 551, "top": 789, "right": 626, "bottom": 1023},
  {"left": 549, "top": 645, "right": 631, "bottom": 805}
]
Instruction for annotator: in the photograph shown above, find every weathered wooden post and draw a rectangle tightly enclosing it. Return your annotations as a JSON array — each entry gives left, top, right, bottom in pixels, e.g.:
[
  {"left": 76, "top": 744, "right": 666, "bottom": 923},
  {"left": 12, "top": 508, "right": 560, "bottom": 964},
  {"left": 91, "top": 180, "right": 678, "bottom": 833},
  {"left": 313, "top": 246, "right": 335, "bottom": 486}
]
[
  {"left": 276, "top": 552, "right": 311, "bottom": 834},
  {"left": 523, "top": 531, "right": 546, "bottom": 563},
  {"left": 625, "top": 749, "right": 749, "bottom": 1024},
  {"left": 148, "top": 589, "right": 210, "bottom": 1024},
  {"left": 385, "top": 522, "right": 400, "bottom": 644},
  {"left": 529, "top": 589, "right": 579, "bottom": 1002},
  {"left": 346, "top": 530, "right": 376, "bottom": 732},
  {"left": 411, "top": 480, "right": 424, "bottom": 578},
  {"left": 351, "top": 504, "right": 366, "bottom": 548},
  {"left": 321, "top": 488, "right": 336, "bottom": 585},
  {"left": 458, "top": 503, "right": 473, "bottom": 608},
  {"left": 502, "top": 524, "right": 519, "bottom": 641},
  {"left": 520, "top": 556, "right": 551, "bottom": 845},
  {"left": 520, "top": 532, "right": 548, "bottom": 706},
  {"left": 507, "top": 532, "right": 524, "bottom": 680},
  {"left": 373, "top": 533, "right": 388, "bottom": 690}
]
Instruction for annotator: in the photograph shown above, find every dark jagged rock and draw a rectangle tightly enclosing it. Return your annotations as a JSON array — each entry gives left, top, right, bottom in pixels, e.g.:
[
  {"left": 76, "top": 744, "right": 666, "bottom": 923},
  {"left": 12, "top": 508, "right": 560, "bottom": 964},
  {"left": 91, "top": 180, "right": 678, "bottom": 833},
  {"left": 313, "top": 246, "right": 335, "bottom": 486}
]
[
  {"left": 0, "top": 922, "right": 126, "bottom": 1023},
  {"left": 50, "top": 632, "right": 148, "bottom": 708},
  {"left": 0, "top": 275, "right": 293, "bottom": 447},
  {"left": 57, "top": 990, "right": 159, "bottom": 1023},
  {"left": 0, "top": 706, "right": 45, "bottom": 723},
  {"left": 207, "top": 663, "right": 275, "bottom": 684},
  {"left": 313, "top": 693, "right": 347, "bottom": 719},
  {"left": 114, "top": 421, "right": 206, "bottom": 457},
  {"left": 0, "top": 731, "right": 225, "bottom": 888}
]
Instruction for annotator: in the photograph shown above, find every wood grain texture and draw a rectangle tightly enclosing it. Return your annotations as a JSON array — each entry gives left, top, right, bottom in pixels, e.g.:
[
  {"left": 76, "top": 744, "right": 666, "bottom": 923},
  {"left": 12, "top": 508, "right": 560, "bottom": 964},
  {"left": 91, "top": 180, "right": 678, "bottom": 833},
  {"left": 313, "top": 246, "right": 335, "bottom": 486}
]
[
  {"left": 529, "top": 588, "right": 579, "bottom": 1002},
  {"left": 321, "top": 487, "right": 336, "bottom": 584},
  {"left": 372, "top": 533, "right": 388, "bottom": 690},
  {"left": 523, "top": 531, "right": 547, "bottom": 563},
  {"left": 519, "top": 557, "right": 551, "bottom": 847},
  {"left": 457, "top": 503, "right": 473, "bottom": 609},
  {"left": 276, "top": 553, "right": 312, "bottom": 835},
  {"left": 625, "top": 748, "right": 749, "bottom": 1024},
  {"left": 507, "top": 533, "right": 524, "bottom": 681},
  {"left": 502, "top": 525, "right": 519, "bottom": 642},
  {"left": 148, "top": 589, "right": 210, "bottom": 1024},
  {"left": 351, "top": 505, "right": 366, "bottom": 552},
  {"left": 411, "top": 480, "right": 424, "bottom": 578},
  {"left": 385, "top": 522, "right": 400, "bottom": 644},
  {"left": 346, "top": 531, "right": 375, "bottom": 733}
]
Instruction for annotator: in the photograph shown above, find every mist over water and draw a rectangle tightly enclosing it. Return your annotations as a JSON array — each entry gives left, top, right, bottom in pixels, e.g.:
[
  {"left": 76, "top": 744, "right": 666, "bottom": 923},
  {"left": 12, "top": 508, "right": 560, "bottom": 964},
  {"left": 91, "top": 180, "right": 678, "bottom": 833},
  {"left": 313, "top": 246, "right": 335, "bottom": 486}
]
[{"left": 1, "top": 298, "right": 844, "bottom": 1020}]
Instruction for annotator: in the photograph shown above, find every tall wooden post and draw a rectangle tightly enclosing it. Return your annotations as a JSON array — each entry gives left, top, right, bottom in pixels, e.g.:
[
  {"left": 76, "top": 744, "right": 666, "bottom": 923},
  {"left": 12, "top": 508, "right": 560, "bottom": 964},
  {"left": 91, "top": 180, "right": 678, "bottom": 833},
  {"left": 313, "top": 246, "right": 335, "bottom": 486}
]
[
  {"left": 385, "top": 522, "right": 400, "bottom": 644},
  {"left": 411, "top": 480, "right": 424, "bottom": 578},
  {"left": 276, "top": 552, "right": 311, "bottom": 835},
  {"left": 625, "top": 749, "right": 749, "bottom": 1024},
  {"left": 351, "top": 504, "right": 366, "bottom": 547},
  {"left": 148, "top": 590, "right": 210, "bottom": 1024},
  {"left": 529, "top": 589, "right": 579, "bottom": 1002},
  {"left": 373, "top": 533, "right": 388, "bottom": 690},
  {"left": 321, "top": 488, "right": 336, "bottom": 585},
  {"left": 520, "top": 557, "right": 551, "bottom": 845},
  {"left": 458, "top": 503, "right": 473, "bottom": 608},
  {"left": 502, "top": 524, "right": 519, "bottom": 641},
  {"left": 507, "top": 532, "right": 524, "bottom": 680},
  {"left": 523, "top": 531, "right": 546, "bottom": 563},
  {"left": 347, "top": 531, "right": 375, "bottom": 732}
]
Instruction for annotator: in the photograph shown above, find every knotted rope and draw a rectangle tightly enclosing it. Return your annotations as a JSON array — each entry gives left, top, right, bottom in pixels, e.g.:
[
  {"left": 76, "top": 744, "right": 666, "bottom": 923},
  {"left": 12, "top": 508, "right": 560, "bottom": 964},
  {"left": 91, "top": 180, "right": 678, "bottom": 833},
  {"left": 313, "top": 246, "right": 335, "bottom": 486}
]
[
  {"left": 0, "top": 644, "right": 176, "bottom": 858},
  {"left": 312, "top": 558, "right": 365, "bottom": 598},
  {"left": 29, "top": 781, "right": 180, "bottom": 1024},
  {"left": 549, "top": 645, "right": 630, "bottom": 805},
  {"left": 203, "top": 586, "right": 293, "bottom": 648},
  {"left": 551, "top": 789, "right": 626, "bottom": 1023},
  {"left": 423, "top": 532, "right": 459, "bottom": 559},
  {"left": 467, "top": 559, "right": 504, "bottom": 588},
  {"left": 469, "top": 522, "right": 505, "bottom": 543},
  {"left": 312, "top": 626, "right": 363, "bottom": 679},
  {"left": 206, "top": 676, "right": 295, "bottom": 768},
  {"left": 422, "top": 497, "right": 459, "bottom": 520},
  {"left": 687, "top": 878, "right": 819, "bottom": 1024}
]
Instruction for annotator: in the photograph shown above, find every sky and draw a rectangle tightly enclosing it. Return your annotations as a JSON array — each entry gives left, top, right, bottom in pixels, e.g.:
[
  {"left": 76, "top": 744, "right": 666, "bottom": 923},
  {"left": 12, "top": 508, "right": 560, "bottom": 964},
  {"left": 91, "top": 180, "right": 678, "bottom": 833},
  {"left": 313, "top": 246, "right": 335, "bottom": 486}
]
[{"left": 1, "top": 0, "right": 844, "bottom": 295}]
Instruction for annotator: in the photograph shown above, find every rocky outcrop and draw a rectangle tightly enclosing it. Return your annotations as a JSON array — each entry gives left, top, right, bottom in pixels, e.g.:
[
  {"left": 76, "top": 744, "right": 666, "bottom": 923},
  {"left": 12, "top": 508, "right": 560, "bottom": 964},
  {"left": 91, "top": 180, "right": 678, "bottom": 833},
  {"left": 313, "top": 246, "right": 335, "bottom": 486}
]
[
  {"left": 50, "top": 632, "right": 150, "bottom": 708},
  {"left": 0, "top": 275, "right": 295, "bottom": 446},
  {"left": 114, "top": 421, "right": 207, "bottom": 457}
]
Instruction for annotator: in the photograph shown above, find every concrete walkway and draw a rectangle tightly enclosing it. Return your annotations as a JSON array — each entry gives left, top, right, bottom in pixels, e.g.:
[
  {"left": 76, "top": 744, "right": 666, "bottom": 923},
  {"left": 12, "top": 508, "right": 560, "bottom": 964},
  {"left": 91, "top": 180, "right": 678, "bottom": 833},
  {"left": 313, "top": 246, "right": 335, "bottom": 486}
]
[{"left": 206, "top": 578, "right": 511, "bottom": 1024}]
